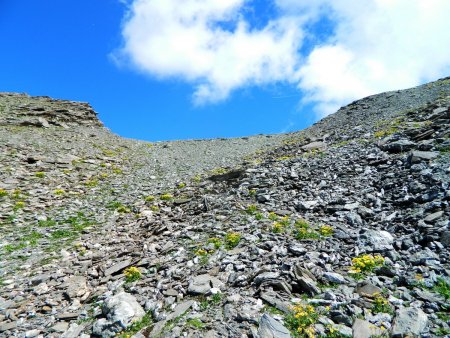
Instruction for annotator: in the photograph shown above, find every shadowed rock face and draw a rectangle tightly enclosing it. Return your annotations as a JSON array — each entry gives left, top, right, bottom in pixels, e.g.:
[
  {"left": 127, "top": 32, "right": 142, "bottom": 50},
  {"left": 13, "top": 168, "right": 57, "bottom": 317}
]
[
  {"left": 0, "top": 92, "right": 103, "bottom": 128},
  {"left": 0, "top": 77, "right": 449, "bottom": 337}
]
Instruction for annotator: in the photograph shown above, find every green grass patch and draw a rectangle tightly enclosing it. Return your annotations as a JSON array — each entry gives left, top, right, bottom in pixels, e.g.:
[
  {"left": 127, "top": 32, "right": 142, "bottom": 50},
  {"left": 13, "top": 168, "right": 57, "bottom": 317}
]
[
  {"left": 433, "top": 277, "right": 450, "bottom": 300},
  {"left": 4, "top": 242, "right": 27, "bottom": 253},
  {"left": 117, "top": 312, "right": 153, "bottom": 337},
  {"left": 107, "top": 201, "right": 131, "bottom": 213},
  {"left": 294, "top": 219, "right": 319, "bottom": 240},
  {"left": 245, "top": 204, "right": 258, "bottom": 215},
  {"left": 186, "top": 318, "right": 204, "bottom": 329},
  {"left": 38, "top": 219, "right": 57, "bottom": 227},
  {"left": 22, "top": 231, "right": 43, "bottom": 246},
  {"left": 51, "top": 229, "right": 76, "bottom": 239}
]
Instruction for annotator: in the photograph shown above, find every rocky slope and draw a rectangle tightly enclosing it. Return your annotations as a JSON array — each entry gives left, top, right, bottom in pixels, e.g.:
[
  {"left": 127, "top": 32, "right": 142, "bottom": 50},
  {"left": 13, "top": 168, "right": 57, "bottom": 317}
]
[{"left": 0, "top": 77, "right": 449, "bottom": 338}]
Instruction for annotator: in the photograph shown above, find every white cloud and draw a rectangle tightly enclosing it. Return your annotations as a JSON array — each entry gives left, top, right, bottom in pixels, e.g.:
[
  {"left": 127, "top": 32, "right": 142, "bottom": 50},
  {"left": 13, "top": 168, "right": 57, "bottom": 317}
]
[
  {"left": 118, "top": 0, "right": 303, "bottom": 104},
  {"left": 117, "top": 0, "right": 450, "bottom": 114},
  {"left": 291, "top": 0, "right": 450, "bottom": 115}
]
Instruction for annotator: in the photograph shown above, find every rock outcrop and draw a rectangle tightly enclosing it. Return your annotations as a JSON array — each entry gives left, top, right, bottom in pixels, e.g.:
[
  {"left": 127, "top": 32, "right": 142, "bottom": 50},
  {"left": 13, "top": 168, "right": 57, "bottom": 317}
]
[{"left": 0, "top": 92, "right": 103, "bottom": 128}]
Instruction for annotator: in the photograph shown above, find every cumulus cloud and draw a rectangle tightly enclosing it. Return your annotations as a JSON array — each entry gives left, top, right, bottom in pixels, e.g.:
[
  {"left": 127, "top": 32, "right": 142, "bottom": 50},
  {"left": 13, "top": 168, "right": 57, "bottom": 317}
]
[
  {"left": 294, "top": 0, "right": 450, "bottom": 115},
  {"left": 117, "top": 0, "right": 450, "bottom": 114},
  {"left": 118, "top": 0, "right": 303, "bottom": 104}
]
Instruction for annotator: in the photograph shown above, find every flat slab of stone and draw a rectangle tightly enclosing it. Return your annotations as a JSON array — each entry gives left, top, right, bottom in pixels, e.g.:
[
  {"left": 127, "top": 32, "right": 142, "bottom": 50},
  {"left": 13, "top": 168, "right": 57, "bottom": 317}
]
[
  {"left": 302, "top": 141, "right": 326, "bottom": 151},
  {"left": 104, "top": 259, "right": 132, "bottom": 276},
  {"left": 392, "top": 307, "right": 428, "bottom": 337},
  {"left": 322, "top": 272, "right": 346, "bottom": 284},
  {"left": 356, "top": 282, "right": 382, "bottom": 297},
  {"left": 353, "top": 318, "right": 384, "bottom": 338},
  {"left": 57, "top": 312, "right": 80, "bottom": 320},
  {"left": 166, "top": 300, "right": 194, "bottom": 321},
  {"left": 0, "top": 321, "right": 17, "bottom": 332},
  {"left": 258, "top": 314, "right": 291, "bottom": 338},
  {"left": 424, "top": 211, "right": 444, "bottom": 223},
  {"left": 408, "top": 151, "right": 439, "bottom": 164},
  {"left": 188, "top": 274, "right": 224, "bottom": 295}
]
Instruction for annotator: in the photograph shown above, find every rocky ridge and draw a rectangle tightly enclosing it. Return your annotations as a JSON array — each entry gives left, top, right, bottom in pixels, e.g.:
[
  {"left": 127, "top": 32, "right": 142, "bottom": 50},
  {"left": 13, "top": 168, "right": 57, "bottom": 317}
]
[{"left": 0, "top": 77, "right": 449, "bottom": 338}]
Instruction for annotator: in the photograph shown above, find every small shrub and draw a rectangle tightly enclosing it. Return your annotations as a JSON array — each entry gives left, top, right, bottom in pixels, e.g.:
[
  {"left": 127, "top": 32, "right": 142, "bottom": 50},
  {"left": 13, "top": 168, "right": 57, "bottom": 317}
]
[
  {"left": 433, "top": 277, "right": 450, "bottom": 300},
  {"left": 0, "top": 189, "right": 7, "bottom": 197},
  {"left": 372, "top": 295, "right": 393, "bottom": 314},
  {"left": 279, "top": 215, "right": 290, "bottom": 226},
  {"left": 195, "top": 248, "right": 208, "bottom": 257},
  {"left": 249, "top": 189, "right": 257, "bottom": 197},
  {"left": 246, "top": 204, "right": 258, "bottom": 215},
  {"left": 438, "top": 146, "right": 450, "bottom": 154},
  {"left": 117, "top": 205, "right": 131, "bottom": 213},
  {"left": 13, "top": 201, "right": 25, "bottom": 211},
  {"left": 177, "top": 182, "right": 186, "bottom": 189},
  {"left": 107, "top": 201, "right": 130, "bottom": 213},
  {"left": 211, "top": 292, "right": 222, "bottom": 305},
  {"left": 124, "top": 266, "right": 142, "bottom": 283},
  {"left": 145, "top": 195, "right": 155, "bottom": 202},
  {"left": 255, "top": 212, "right": 264, "bottom": 220},
  {"left": 85, "top": 179, "right": 98, "bottom": 187},
  {"left": 102, "top": 149, "right": 116, "bottom": 157},
  {"left": 349, "top": 254, "right": 384, "bottom": 275},
  {"left": 319, "top": 225, "right": 334, "bottom": 236},
  {"left": 225, "top": 232, "right": 241, "bottom": 249},
  {"left": 268, "top": 212, "right": 278, "bottom": 221},
  {"left": 112, "top": 167, "right": 123, "bottom": 174},
  {"left": 150, "top": 205, "right": 160, "bottom": 212},
  {"left": 160, "top": 193, "right": 173, "bottom": 201},
  {"left": 272, "top": 221, "right": 286, "bottom": 233},
  {"left": 195, "top": 248, "right": 209, "bottom": 264},
  {"left": 193, "top": 174, "right": 202, "bottom": 183},
  {"left": 35, "top": 172, "right": 45, "bottom": 178},
  {"left": 210, "top": 167, "right": 227, "bottom": 175},
  {"left": 186, "top": 318, "right": 204, "bottom": 329},
  {"left": 53, "top": 189, "right": 65, "bottom": 196},
  {"left": 207, "top": 237, "right": 222, "bottom": 249},
  {"left": 285, "top": 304, "right": 319, "bottom": 338},
  {"left": 294, "top": 220, "right": 319, "bottom": 240},
  {"left": 11, "top": 190, "right": 22, "bottom": 199}
]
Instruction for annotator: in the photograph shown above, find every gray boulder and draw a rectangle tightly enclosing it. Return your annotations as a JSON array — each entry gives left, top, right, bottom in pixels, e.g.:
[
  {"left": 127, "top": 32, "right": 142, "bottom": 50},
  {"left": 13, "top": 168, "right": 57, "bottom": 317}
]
[
  {"left": 92, "top": 292, "right": 145, "bottom": 337},
  {"left": 359, "top": 229, "right": 394, "bottom": 252},
  {"left": 258, "top": 314, "right": 291, "bottom": 338},
  {"left": 391, "top": 307, "right": 428, "bottom": 337}
]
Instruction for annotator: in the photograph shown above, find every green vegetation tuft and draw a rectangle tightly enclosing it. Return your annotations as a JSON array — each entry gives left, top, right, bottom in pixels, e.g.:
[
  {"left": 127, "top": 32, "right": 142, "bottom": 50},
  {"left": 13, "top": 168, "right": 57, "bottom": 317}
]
[
  {"left": 51, "top": 229, "right": 76, "bottom": 239},
  {"left": 433, "top": 277, "right": 450, "bottom": 300},
  {"left": 124, "top": 266, "right": 142, "bottom": 283},
  {"left": 225, "top": 232, "right": 241, "bottom": 249},
  {"left": 117, "top": 312, "right": 152, "bottom": 338},
  {"left": 160, "top": 193, "right": 173, "bottom": 201},
  {"left": 35, "top": 172, "right": 45, "bottom": 178},
  {"left": 186, "top": 318, "right": 204, "bottom": 329},
  {"left": 294, "top": 219, "right": 319, "bottom": 240}
]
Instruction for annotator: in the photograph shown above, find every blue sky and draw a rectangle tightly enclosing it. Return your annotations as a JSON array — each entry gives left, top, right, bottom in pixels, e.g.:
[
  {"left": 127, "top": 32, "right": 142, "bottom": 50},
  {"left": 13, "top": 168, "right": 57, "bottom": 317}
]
[{"left": 1, "top": 1, "right": 449, "bottom": 141}]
